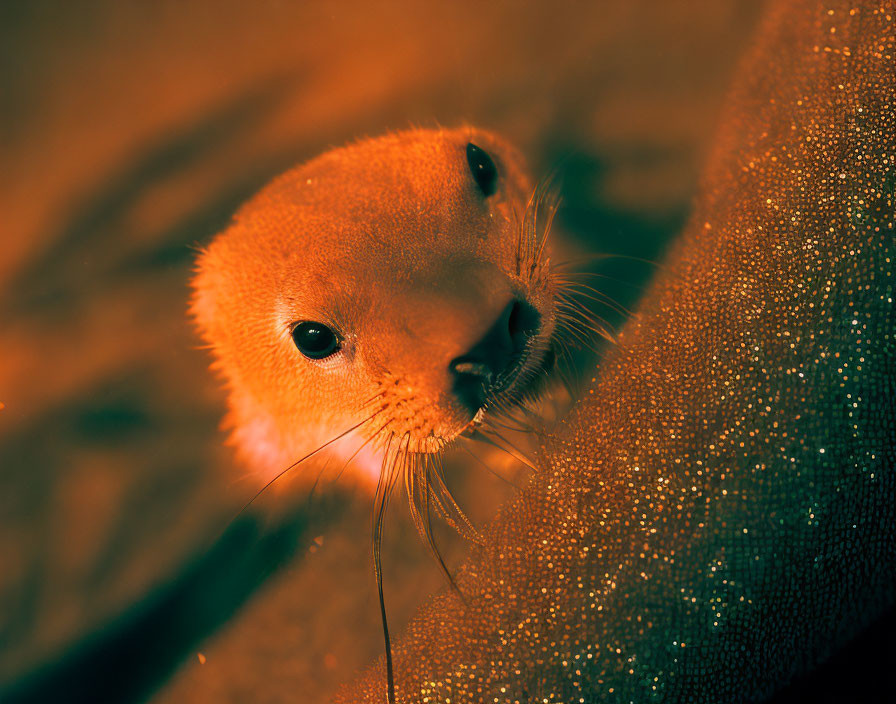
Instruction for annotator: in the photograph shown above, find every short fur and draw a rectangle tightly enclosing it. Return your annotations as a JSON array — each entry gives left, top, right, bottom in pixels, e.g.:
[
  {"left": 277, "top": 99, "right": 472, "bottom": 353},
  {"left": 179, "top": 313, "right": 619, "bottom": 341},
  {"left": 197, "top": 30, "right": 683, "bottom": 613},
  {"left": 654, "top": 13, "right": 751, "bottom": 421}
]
[{"left": 191, "top": 127, "right": 557, "bottom": 489}]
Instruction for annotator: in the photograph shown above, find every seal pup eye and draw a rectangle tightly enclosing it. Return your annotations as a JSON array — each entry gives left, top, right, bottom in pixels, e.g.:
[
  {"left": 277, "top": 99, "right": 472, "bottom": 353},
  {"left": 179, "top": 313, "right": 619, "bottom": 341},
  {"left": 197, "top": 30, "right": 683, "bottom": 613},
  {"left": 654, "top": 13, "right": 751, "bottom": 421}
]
[
  {"left": 291, "top": 321, "right": 341, "bottom": 359},
  {"left": 466, "top": 142, "right": 498, "bottom": 197}
]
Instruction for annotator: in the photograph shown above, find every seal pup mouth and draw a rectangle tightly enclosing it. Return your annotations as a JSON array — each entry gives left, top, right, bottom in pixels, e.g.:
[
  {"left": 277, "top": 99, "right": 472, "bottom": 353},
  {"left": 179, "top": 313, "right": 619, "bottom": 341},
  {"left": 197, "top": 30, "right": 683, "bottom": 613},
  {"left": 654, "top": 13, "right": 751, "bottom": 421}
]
[{"left": 458, "top": 343, "right": 557, "bottom": 434}]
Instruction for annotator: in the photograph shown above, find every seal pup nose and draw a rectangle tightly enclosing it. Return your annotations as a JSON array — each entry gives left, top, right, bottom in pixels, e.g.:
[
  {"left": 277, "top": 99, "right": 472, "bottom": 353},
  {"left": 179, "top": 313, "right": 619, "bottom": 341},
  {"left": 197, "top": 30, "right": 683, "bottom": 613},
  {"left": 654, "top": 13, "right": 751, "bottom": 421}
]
[{"left": 449, "top": 299, "right": 541, "bottom": 413}]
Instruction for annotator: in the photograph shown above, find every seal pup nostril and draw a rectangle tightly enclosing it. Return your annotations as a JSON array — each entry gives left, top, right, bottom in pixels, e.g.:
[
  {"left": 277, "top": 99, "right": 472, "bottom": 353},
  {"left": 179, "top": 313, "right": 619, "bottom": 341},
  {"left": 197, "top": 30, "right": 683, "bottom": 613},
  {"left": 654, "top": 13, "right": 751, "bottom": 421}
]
[{"left": 449, "top": 357, "right": 493, "bottom": 414}]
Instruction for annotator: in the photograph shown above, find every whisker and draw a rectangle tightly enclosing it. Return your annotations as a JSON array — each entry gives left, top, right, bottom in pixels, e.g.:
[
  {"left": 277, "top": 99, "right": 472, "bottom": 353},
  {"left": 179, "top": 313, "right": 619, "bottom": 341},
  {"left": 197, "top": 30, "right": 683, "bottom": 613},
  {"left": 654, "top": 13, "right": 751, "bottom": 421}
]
[
  {"left": 551, "top": 252, "right": 620, "bottom": 268},
  {"left": 531, "top": 185, "right": 562, "bottom": 275},
  {"left": 556, "top": 307, "right": 617, "bottom": 346},
  {"left": 512, "top": 201, "right": 525, "bottom": 277},
  {"left": 555, "top": 314, "right": 610, "bottom": 353},
  {"left": 372, "top": 433, "right": 400, "bottom": 704},
  {"left": 428, "top": 454, "right": 482, "bottom": 544},
  {"left": 558, "top": 315, "right": 617, "bottom": 348},
  {"left": 468, "top": 428, "right": 538, "bottom": 472},
  {"left": 460, "top": 443, "right": 523, "bottom": 490},
  {"left": 554, "top": 254, "right": 687, "bottom": 287},
  {"left": 553, "top": 270, "right": 645, "bottom": 291},
  {"left": 482, "top": 411, "right": 536, "bottom": 434},
  {"left": 478, "top": 427, "right": 538, "bottom": 467},
  {"left": 304, "top": 455, "right": 334, "bottom": 506},
  {"left": 553, "top": 352, "right": 580, "bottom": 401},
  {"left": 359, "top": 389, "right": 388, "bottom": 409},
  {"left": 228, "top": 409, "right": 383, "bottom": 524},
  {"left": 410, "top": 456, "right": 461, "bottom": 594},
  {"left": 490, "top": 393, "right": 550, "bottom": 430},
  {"left": 330, "top": 418, "right": 393, "bottom": 485},
  {"left": 554, "top": 251, "right": 662, "bottom": 271},
  {"left": 557, "top": 296, "right": 618, "bottom": 331},
  {"left": 557, "top": 285, "right": 632, "bottom": 318},
  {"left": 487, "top": 397, "right": 545, "bottom": 436}
]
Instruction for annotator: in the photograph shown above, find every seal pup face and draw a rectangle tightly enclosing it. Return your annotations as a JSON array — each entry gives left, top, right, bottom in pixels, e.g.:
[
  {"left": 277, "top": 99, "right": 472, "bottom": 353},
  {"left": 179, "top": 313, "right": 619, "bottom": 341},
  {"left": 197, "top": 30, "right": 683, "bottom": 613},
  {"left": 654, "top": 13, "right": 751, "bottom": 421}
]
[{"left": 192, "top": 127, "right": 558, "bottom": 490}]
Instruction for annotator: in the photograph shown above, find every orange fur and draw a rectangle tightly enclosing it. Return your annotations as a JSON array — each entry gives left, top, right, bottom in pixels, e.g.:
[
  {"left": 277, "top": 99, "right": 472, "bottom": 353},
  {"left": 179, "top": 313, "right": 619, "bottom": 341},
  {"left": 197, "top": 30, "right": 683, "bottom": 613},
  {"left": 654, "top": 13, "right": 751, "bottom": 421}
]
[{"left": 191, "top": 127, "right": 556, "bottom": 491}]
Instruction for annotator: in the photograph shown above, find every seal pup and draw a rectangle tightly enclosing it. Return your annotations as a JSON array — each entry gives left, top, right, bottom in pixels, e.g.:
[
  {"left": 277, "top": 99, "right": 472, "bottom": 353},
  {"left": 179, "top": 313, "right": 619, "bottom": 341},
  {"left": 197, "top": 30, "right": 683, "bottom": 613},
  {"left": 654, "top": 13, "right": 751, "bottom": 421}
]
[{"left": 191, "top": 128, "right": 572, "bottom": 501}]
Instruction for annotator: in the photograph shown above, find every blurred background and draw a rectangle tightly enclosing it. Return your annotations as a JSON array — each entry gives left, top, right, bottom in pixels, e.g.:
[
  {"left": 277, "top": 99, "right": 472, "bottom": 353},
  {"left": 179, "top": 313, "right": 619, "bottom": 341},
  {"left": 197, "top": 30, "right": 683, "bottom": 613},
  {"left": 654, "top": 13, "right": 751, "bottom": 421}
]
[{"left": 0, "top": 2, "right": 767, "bottom": 702}]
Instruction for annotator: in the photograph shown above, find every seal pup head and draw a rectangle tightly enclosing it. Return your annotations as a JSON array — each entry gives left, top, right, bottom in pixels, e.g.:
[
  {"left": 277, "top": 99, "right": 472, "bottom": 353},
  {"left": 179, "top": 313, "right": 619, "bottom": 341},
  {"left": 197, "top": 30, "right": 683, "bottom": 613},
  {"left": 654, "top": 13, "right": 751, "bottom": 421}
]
[{"left": 192, "top": 127, "right": 558, "bottom": 491}]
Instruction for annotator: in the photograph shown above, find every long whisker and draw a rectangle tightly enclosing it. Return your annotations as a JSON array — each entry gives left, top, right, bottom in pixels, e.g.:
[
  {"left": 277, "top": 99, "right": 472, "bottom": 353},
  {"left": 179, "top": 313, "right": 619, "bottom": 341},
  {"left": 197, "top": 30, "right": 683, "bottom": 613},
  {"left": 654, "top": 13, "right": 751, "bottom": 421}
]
[
  {"left": 303, "top": 455, "right": 334, "bottom": 507},
  {"left": 557, "top": 311, "right": 617, "bottom": 348},
  {"left": 555, "top": 314, "right": 605, "bottom": 354},
  {"left": 478, "top": 427, "right": 538, "bottom": 467},
  {"left": 487, "top": 389, "right": 552, "bottom": 435},
  {"left": 468, "top": 428, "right": 538, "bottom": 472},
  {"left": 411, "top": 456, "right": 461, "bottom": 594},
  {"left": 513, "top": 200, "right": 525, "bottom": 277},
  {"left": 459, "top": 443, "right": 523, "bottom": 490},
  {"left": 516, "top": 172, "right": 562, "bottom": 280},
  {"left": 556, "top": 308, "right": 616, "bottom": 348},
  {"left": 229, "top": 410, "right": 383, "bottom": 524},
  {"left": 482, "top": 411, "right": 536, "bottom": 434},
  {"left": 553, "top": 270, "right": 646, "bottom": 291},
  {"left": 557, "top": 296, "right": 618, "bottom": 332},
  {"left": 554, "top": 253, "right": 687, "bottom": 287},
  {"left": 372, "top": 433, "right": 398, "bottom": 704},
  {"left": 557, "top": 350, "right": 576, "bottom": 398},
  {"left": 551, "top": 252, "right": 621, "bottom": 268},
  {"left": 329, "top": 418, "right": 393, "bottom": 486},
  {"left": 557, "top": 284, "right": 632, "bottom": 318},
  {"left": 531, "top": 185, "right": 562, "bottom": 274},
  {"left": 428, "top": 454, "right": 482, "bottom": 544}
]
